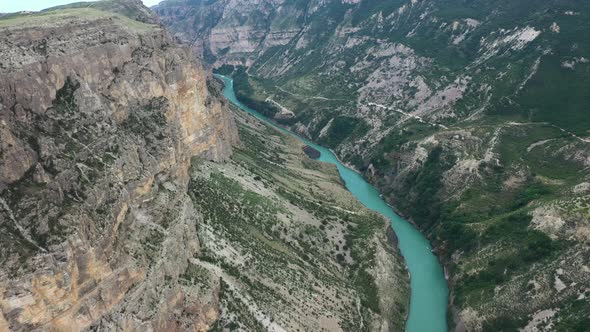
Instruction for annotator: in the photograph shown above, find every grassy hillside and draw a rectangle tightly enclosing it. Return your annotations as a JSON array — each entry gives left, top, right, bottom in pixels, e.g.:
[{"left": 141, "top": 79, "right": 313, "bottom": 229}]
[
  {"left": 188, "top": 103, "right": 410, "bottom": 331},
  {"left": 0, "top": 6, "right": 156, "bottom": 31}
]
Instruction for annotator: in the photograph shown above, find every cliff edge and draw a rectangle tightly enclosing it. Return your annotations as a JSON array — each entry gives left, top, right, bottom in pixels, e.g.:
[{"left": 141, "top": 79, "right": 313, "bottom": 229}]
[{"left": 0, "top": 2, "right": 238, "bottom": 330}]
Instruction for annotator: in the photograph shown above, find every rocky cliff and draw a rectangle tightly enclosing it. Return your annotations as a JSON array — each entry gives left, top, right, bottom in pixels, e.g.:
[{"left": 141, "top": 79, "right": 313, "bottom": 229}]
[
  {"left": 156, "top": 0, "right": 590, "bottom": 330},
  {"left": 154, "top": 0, "right": 305, "bottom": 68},
  {"left": 0, "top": 2, "right": 238, "bottom": 330}
]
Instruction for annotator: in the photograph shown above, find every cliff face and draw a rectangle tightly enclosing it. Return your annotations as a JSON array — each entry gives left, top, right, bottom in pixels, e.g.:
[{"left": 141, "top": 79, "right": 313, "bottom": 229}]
[
  {"left": 156, "top": 0, "right": 590, "bottom": 330},
  {"left": 154, "top": 0, "right": 306, "bottom": 67},
  {"left": 0, "top": 3, "right": 237, "bottom": 331}
]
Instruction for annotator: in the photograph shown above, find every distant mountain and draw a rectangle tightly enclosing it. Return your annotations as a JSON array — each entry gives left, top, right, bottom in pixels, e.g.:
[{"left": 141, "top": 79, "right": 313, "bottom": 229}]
[{"left": 156, "top": 0, "right": 590, "bottom": 330}]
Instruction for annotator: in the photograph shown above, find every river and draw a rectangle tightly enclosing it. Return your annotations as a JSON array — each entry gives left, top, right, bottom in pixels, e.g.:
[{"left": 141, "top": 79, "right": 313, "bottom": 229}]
[{"left": 215, "top": 74, "right": 449, "bottom": 332}]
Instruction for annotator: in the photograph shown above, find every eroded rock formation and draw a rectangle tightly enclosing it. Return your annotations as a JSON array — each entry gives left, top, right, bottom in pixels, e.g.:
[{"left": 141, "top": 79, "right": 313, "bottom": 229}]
[{"left": 0, "top": 3, "right": 237, "bottom": 330}]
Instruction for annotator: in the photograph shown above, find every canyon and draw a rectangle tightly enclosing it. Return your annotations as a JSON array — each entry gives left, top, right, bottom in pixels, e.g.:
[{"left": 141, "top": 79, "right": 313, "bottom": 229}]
[
  {"left": 1, "top": 0, "right": 589, "bottom": 330},
  {"left": 155, "top": 0, "right": 590, "bottom": 330}
]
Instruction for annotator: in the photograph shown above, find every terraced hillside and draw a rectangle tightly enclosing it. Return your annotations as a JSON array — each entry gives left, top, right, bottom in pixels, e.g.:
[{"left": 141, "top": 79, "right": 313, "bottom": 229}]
[{"left": 155, "top": 0, "right": 590, "bottom": 330}]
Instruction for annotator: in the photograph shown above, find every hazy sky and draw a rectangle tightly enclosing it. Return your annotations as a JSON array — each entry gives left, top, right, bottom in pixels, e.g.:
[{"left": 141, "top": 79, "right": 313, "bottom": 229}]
[{"left": 1, "top": 0, "right": 162, "bottom": 13}]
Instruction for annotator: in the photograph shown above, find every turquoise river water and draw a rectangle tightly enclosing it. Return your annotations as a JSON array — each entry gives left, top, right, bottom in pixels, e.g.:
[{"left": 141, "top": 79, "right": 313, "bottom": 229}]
[{"left": 216, "top": 74, "right": 448, "bottom": 331}]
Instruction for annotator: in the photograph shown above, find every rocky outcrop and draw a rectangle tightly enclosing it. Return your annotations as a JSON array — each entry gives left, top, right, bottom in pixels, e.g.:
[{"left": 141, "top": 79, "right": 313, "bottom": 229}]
[{"left": 0, "top": 3, "right": 237, "bottom": 331}]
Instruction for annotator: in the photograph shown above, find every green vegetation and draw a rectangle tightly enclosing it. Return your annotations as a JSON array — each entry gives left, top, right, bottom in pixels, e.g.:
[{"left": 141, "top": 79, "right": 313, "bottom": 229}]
[
  {"left": 481, "top": 315, "right": 528, "bottom": 332},
  {"left": 211, "top": 280, "right": 268, "bottom": 332},
  {"left": 230, "top": 67, "right": 282, "bottom": 120},
  {"left": 180, "top": 263, "right": 211, "bottom": 286},
  {"left": 345, "top": 220, "right": 382, "bottom": 313},
  {"left": 52, "top": 77, "right": 80, "bottom": 112},
  {"left": 400, "top": 146, "right": 455, "bottom": 230},
  {"left": 213, "top": 64, "right": 236, "bottom": 76},
  {"left": 454, "top": 212, "right": 560, "bottom": 307},
  {"left": 553, "top": 299, "right": 590, "bottom": 332},
  {"left": 320, "top": 116, "right": 370, "bottom": 148},
  {"left": 369, "top": 121, "right": 437, "bottom": 170},
  {"left": 0, "top": 6, "right": 155, "bottom": 32},
  {"left": 519, "top": 56, "right": 590, "bottom": 134}
]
